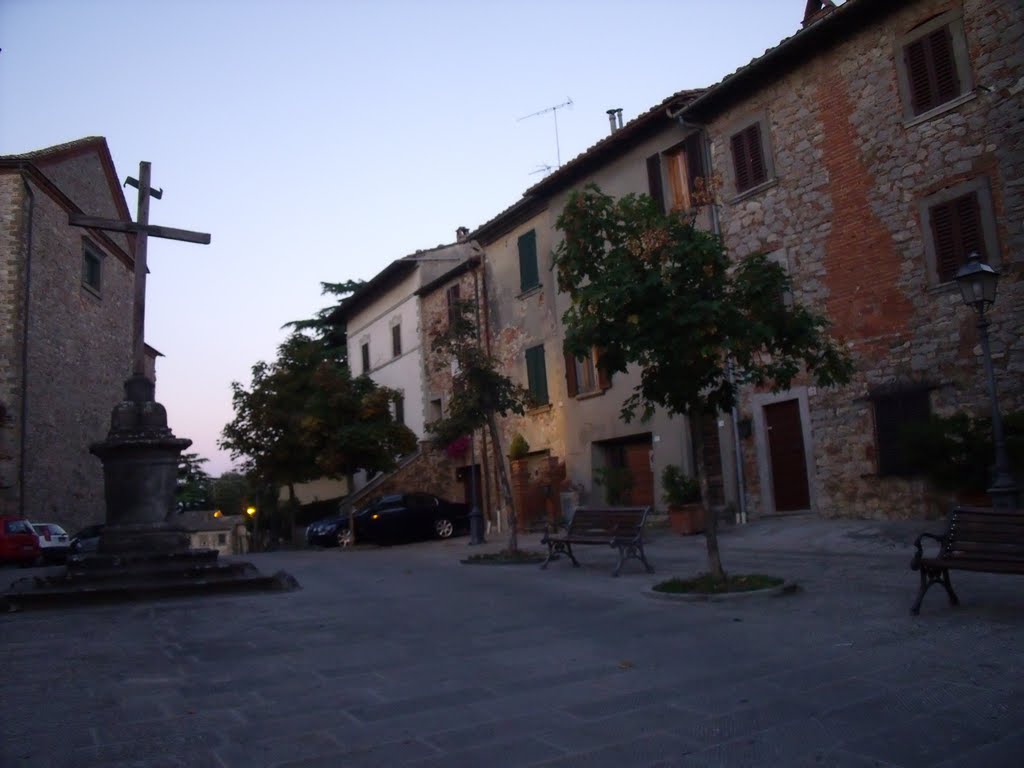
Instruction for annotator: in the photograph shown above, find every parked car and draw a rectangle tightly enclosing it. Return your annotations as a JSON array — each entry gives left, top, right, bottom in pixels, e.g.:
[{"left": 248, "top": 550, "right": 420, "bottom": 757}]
[
  {"left": 69, "top": 523, "right": 105, "bottom": 555},
  {"left": 0, "top": 515, "right": 41, "bottom": 567},
  {"left": 30, "top": 522, "right": 70, "bottom": 563},
  {"left": 308, "top": 494, "right": 470, "bottom": 547}
]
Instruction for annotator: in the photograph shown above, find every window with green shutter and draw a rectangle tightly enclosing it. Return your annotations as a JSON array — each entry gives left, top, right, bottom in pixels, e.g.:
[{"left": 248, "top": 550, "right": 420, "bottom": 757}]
[
  {"left": 525, "top": 344, "right": 548, "bottom": 405},
  {"left": 518, "top": 230, "right": 539, "bottom": 293}
]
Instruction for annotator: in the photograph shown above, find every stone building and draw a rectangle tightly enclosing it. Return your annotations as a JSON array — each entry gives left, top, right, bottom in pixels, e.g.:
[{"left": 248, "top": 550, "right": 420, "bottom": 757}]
[
  {"left": 669, "top": 0, "right": 1023, "bottom": 518},
  {"left": 464, "top": 0, "right": 1021, "bottom": 523},
  {"left": 0, "top": 137, "right": 141, "bottom": 532}
]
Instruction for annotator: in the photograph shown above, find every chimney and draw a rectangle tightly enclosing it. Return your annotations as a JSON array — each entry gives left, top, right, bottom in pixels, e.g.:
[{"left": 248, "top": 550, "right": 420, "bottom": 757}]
[
  {"left": 456, "top": 226, "right": 469, "bottom": 243},
  {"left": 616, "top": 108, "right": 623, "bottom": 129},
  {"left": 606, "top": 108, "right": 619, "bottom": 134},
  {"left": 802, "top": 0, "right": 837, "bottom": 28}
]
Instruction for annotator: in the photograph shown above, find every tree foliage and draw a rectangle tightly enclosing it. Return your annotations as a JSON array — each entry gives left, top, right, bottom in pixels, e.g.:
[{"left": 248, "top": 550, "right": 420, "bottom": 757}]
[
  {"left": 553, "top": 184, "right": 854, "bottom": 578},
  {"left": 284, "top": 279, "right": 365, "bottom": 360},
  {"left": 176, "top": 452, "right": 212, "bottom": 511},
  {"left": 426, "top": 298, "right": 533, "bottom": 551},
  {"left": 220, "top": 331, "right": 416, "bottom": 493}
]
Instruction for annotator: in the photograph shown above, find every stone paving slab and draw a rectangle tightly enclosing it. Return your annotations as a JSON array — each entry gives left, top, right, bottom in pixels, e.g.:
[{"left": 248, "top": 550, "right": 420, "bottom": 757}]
[{"left": 2, "top": 515, "right": 1021, "bottom": 767}]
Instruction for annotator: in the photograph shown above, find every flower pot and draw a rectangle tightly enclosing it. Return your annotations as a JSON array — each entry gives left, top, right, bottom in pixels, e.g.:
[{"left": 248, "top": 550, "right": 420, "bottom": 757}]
[{"left": 668, "top": 503, "right": 705, "bottom": 535}]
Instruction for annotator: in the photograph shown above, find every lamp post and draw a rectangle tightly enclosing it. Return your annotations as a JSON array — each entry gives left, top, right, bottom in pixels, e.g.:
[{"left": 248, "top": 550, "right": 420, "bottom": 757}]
[{"left": 954, "top": 254, "right": 1019, "bottom": 512}]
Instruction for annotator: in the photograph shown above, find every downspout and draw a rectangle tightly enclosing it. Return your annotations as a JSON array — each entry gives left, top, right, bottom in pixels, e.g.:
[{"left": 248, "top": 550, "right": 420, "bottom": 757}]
[
  {"left": 18, "top": 175, "right": 36, "bottom": 518},
  {"left": 669, "top": 113, "right": 748, "bottom": 524}
]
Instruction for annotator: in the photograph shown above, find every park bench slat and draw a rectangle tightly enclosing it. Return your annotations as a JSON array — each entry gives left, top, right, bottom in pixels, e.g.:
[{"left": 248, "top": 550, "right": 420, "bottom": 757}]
[
  {"left": 910, "top": 505, "right": 1024, "bottom": 614},
  {"left": 540, "top": 505, "right": 654, "bottom": 577}
]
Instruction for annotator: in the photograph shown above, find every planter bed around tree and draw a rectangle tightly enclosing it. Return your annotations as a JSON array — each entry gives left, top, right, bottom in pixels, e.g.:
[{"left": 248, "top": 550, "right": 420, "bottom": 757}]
[{"left": 647, "top": 573, "right": 797, "bottom": 602}]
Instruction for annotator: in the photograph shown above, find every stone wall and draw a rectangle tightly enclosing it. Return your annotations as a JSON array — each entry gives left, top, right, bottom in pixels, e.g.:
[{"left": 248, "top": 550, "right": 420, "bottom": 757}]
[
  {"left": 0, "top": 174, "right": 26, "bottom": 515},
  {"left": 710, "top": 0, "right": 1023, "bottom": 518},
  {"left": 1, "top": 157, "right": 135, "bottom": 532}
]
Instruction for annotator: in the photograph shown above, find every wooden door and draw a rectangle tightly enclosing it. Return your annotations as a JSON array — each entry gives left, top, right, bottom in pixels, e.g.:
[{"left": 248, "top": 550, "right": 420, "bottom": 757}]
[
  {"left": 624, "top": 443, "right": 654, "bottom": 507},
  {"left": 764, "top": 399, "right": 810, "bottom": 512}
]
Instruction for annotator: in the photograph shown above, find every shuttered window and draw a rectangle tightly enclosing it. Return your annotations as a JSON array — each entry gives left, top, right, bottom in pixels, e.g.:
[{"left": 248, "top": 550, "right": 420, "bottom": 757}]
[
  {"left": 446, "top": 284, "right": 460, "bottom": 326},
  {"left": 565, "top": 347, "right": 612, "bottom": 398},
  {"left": 684, "top": 132, "right": 705, "bottom": 199},
  {"left": 874, "top": 389, "right": 931, "bottom": 477},
  {"left": 518, "top": 230, "right": 539, "bottom": 292},
  {"left": 361, "top": 342, "right": 370, "bottom": 374},
  {"left": 394, "top": 394, "right": 405, "bottom": 425},
  {"left": 646, "top": 154, "right": 665, "bottom": 212},
  {"left": 904, "top": 24, "right": 961, "bottom": 115},
  {"left": 391, "top": 323, "right": 402, "bottom": 357},
  {"left": 730, "top": 122, "right": 767, "bottom": 194},
  {"left": 930, "top": 191, "right": 984, "bottom": 283},
  {"left": 525, "top": 344, "right": 548, "bottom": 405}
]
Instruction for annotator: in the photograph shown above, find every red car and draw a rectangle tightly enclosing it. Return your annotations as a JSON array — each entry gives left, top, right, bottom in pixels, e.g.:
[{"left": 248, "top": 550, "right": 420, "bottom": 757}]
[{"left": 0, "top": 515, "right": 41, "bottom": 566}]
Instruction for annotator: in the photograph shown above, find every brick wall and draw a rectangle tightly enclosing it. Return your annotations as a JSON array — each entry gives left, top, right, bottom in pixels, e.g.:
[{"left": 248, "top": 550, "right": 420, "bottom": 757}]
[{"left": 711, "top": 0, "right": 1023, "bottom": 518}]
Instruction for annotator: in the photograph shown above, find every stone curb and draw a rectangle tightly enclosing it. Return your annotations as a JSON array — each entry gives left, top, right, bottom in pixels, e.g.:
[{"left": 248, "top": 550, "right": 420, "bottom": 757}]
[{"left": 642, "top": 581, "right": 801, "bottom": 603}]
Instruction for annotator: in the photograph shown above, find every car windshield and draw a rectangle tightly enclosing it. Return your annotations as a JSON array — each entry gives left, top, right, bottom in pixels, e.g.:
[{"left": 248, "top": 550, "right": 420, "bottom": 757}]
[{"left": 5, "top": 519, "right": 34, "bottom": 534}]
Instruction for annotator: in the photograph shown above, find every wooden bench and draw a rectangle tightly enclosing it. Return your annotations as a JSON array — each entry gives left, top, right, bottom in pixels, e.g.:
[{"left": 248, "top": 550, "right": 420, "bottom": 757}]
[
  {"left": 910, "top": 505, "right": 1024, "bottom": 615},
  {"left": 541, "top": 506, "right": 654, "bottom": 577}
]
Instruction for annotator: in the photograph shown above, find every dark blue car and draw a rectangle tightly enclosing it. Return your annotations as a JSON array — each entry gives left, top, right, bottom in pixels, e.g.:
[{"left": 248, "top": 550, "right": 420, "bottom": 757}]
[{"left": 306, "top": 493, "right": 469, "bottom": 547}]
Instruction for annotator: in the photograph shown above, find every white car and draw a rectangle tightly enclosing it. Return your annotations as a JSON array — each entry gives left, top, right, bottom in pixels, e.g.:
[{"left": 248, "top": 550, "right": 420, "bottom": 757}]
[{"left": 30, "top": 522, "right": 70, "bottom": 563}]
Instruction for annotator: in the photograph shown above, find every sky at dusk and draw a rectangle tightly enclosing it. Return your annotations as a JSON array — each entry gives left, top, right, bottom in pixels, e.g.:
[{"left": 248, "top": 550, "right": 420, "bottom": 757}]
[{"left": 2, "top": 0, "right": 826, "bottom": 476}]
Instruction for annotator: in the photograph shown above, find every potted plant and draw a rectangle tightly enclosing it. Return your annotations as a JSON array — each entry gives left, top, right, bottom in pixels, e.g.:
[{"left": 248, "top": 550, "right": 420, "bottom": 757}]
[{"left": 662, "top": 464, "right": 705, "bottom": 535}]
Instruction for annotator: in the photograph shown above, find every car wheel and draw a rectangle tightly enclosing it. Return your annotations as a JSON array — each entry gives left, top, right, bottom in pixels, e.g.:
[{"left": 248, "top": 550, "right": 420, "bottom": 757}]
[
  {"left": 337, "top": 529, "right": 353, "bottom": 548},
  {"left": 435, "top": 518, "right": 454, "bottom": 539}
]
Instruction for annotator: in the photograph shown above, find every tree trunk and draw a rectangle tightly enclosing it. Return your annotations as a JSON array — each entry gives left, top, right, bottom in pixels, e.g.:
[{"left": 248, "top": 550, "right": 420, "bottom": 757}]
[
  {"left": 286, "top": 482, "right": 297, "bottom": 545},
  {"left": 486, "top": 414, "right": 518, "bottom": 552},
  {"left": 691, "top": 409, "right": 726, "bottom": 581}
]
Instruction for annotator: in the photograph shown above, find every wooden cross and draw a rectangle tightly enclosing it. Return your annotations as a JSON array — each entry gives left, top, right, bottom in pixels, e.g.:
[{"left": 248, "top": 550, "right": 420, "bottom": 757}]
[{"left": 70, "top": 161, "right": 211, "bottom": 379}]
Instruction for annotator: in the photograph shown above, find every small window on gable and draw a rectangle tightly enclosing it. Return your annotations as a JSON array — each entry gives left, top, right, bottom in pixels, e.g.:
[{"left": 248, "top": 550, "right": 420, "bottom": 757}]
[
  {"left": 525, "top": 344, "right": 548, "bottom": 406},
  {"left": 873, "top": 388, "right": 931, "bottom": 477},
  {"left": 920, "top": 178, "right": 998, "bottom": 286},
  {"left": 897, "top": 11, "right": 971, "bottom": 119},
  {"left": 394, "top": 393, "right": 405, "bottom": 425},
  {"left": 391, "top": 323, "right": 402, "bottom": 357},
  {"left": 730, "top": 120, "right": 770, "bottom": 195},
  {"left": 445, "top": 284, "right": 460, "bottom": 327},
  {"left": 361, "top": 342, "right": 370, "bottom": 374},
  {"left": 518, "top": 230, "right": 539, "bottom": 293},
  {"left": 82, "top": 242, "right": 103, "bottom": 294}
]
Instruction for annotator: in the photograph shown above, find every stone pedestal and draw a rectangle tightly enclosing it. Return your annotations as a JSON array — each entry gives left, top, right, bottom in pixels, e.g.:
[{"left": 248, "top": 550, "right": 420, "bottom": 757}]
[{"left": 89, "top": 375, "right": 192, "bottom": 555}]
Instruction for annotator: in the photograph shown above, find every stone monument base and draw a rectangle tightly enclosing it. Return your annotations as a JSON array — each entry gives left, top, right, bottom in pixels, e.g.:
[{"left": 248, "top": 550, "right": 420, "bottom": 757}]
[{"left": 2, "top": 549, "right": 298, "bottom": 611}]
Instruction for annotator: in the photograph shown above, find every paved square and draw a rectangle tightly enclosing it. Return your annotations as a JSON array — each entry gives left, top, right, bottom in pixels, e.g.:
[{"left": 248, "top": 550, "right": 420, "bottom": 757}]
[{"left": 3, "top": 518, "right": 1022, "bottom": 767}]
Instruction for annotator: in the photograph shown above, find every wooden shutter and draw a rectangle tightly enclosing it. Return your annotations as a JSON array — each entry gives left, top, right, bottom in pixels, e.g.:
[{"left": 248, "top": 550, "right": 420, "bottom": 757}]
[
  {"left": 596, "top": 347, "right": 612, "bottom": 390},
  {"left": 930, "top": 191, "right": 983, "bottom": 283},
  {"left": 646, "top": 154, "right": 665, "bottom": 212},
  {"left": 684, "top": 132, "right": 705, "bottom": 197},
  {"left": 904, "top": 24, "right": 959, "bottom": 115},
  {"left": 526, "top": 345, "right": 548, "bottom": 404},
  {"left": 731, "top": 123, "right": 766, "bottom": 193},
  {"left": 564, "top": 350, "right": 578, "bottom": 397},
  {"left": 518, "top": 230, "right": 539, "bottom": 291}
]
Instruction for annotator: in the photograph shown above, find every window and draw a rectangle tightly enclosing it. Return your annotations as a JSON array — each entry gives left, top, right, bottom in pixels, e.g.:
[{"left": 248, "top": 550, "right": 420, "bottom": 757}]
[
  {"left": 394, "top": 394, "right": 405, "bottom": 425},
  {"left": 873, "top": 388, "right": 931, "bottom": 476},
  {"left": 361, "top": 342, "right": 370, "bottom": 374},
  {"left": 897, "top": 11, "right": 972, "bottom": 119},
  {"left": 446, "top": 284, "right": 460, "bottom": 326},
  {"left": 525, "top": 344, "right": 548, "bottom": 405},
  {"left": 82, "top": 242, "right": 103, "bottom": 293},
  {"left": 429, "top": 398, "right": 443, "bottom": 422},
  {"left": 730, "top": 120, "right": 770, "bottom": 194},
  {"left": 920, "top": 178, "right": 998, "bottom": 285},
  {"left": 217, "top": 533, "right": 227, "bottom": 546},
  {"left": 518, "top": 230, "right": 539, "bottom": 293},
  {"left": 391, "top": 323, "right": 402, "bottom": 357},
  {"left": 565, "top": 347, "right": 612, "bottom": 397},
  {"left": 646, "top": 133, "right": 705, "bottom": 213}
]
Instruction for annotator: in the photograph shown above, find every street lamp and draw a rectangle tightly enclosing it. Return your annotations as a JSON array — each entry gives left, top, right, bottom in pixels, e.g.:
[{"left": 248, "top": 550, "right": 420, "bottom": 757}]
[{"left": 954, "top": 253, "right": 1019, "bottom": 512}]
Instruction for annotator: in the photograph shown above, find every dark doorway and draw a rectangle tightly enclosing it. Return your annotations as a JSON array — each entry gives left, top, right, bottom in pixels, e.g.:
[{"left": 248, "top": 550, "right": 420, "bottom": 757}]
[{"left": 764, "top": 399, "right": 810, "bottom": 512}]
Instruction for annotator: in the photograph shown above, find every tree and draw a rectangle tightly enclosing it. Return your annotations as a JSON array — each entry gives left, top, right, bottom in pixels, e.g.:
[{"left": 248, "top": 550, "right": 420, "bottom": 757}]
[
  {"left": 426, "top": 298, "right": 533, "bottom": 552},
  {"left": 284, "top": 279, "right": 365, "bottom": 361},
  {"left": 220, "top": 330, "right": 416, "bottom": 537},
  {"left": 553, "top": 184, "right": 854, "bottom": 580},
  {"left": 176, "top": 452, "right": 212, "bottom": 511},
  {"left": 211, "top": 471, "right": 253, "bottom": 517}
]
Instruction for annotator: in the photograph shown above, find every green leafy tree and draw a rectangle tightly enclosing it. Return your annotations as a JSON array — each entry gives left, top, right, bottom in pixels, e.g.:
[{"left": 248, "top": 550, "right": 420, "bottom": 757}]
[
  {"left": 176, "top": 452, "right": 212, "bottom": 511},
  {"left": 220, "top": 329, "right": 416, "bottom": 537},
  {"left": 285, "top": 279, "right": 365, "bottom": 359},
  {"left": 426, "top": 298, "right": 533, "bottom": 552},
  {"left": 554, "top": 184, "right": 854, "bottom": 580},
  {"left": 211, "top": 471, "right": 253, "bottom": 517}
]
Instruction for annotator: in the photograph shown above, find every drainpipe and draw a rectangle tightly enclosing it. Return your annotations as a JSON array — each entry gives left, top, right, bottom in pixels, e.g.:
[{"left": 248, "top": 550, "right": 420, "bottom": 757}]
[
  {"left": 18, "top": 175, "right": 36, "bottom": 518},
  {"left": 669, "top": 114, "right": 748, "bottom": 524}
]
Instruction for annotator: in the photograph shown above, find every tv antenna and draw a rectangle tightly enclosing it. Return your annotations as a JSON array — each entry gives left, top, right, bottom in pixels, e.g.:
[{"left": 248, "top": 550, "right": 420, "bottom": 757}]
[
  {"left": 529, "top": 163, "right": 554, "bottom": 177},
  {"left": 518, "top": 97, "right": 573, "bottom": 168}
]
